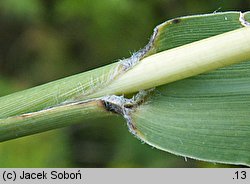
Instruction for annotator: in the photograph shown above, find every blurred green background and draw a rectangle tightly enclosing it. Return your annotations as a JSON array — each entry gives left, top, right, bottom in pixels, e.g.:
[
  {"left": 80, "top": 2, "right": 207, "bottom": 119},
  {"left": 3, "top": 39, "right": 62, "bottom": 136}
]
[{"left": 0, "top": 0, "right": 249, "bottom": 167}]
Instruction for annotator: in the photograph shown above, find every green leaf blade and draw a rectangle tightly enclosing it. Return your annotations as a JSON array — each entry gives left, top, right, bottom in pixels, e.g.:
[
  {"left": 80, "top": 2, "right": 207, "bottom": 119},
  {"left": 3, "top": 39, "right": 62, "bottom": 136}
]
[
  {"left": 131, "top": 11, "right": 250, "bottom": 166},
  {"left": 133, "top": 86, "right": 250, "bottom": 165},
  {"left": 146, "top": 12, "right": 243, "bottom": 56}
]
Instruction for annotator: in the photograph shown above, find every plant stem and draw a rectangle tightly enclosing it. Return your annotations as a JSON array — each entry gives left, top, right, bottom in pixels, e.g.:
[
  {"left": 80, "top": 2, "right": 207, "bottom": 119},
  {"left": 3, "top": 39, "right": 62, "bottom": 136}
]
[
  {"left": 0, "top": 62, "right": 119, "bottom": 119},
  {"left": 1, "top": 26, "right": 250, "bottom": 142},
  {"left": 0, "top": 99, "right": 110, "bottom": 142},
  {"left": 1, "top": 27, "right": 250, "bottom": 118},
  {"left": 97, "top": 27, "right": 250, "bottom": 95}
]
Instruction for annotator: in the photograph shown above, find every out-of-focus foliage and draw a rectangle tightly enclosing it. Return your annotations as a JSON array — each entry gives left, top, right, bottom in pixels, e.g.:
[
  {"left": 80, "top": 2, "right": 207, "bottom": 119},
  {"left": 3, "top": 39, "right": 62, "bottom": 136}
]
[{"left": 0, "top": 0, "right": 249, "bottom": 167}]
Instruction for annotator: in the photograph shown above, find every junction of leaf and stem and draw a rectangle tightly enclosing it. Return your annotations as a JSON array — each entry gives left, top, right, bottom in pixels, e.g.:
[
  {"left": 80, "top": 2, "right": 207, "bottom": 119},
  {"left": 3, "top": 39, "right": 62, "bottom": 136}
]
[{"left": 101, "top": 89, "right": 153, "bottom": 136}]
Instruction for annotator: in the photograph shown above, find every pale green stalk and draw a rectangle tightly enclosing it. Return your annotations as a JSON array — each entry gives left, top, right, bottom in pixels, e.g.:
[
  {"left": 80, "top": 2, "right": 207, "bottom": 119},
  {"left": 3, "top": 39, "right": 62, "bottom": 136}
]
[{"left": 96, "top": 27, "right": 250, "bottom": 95}]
